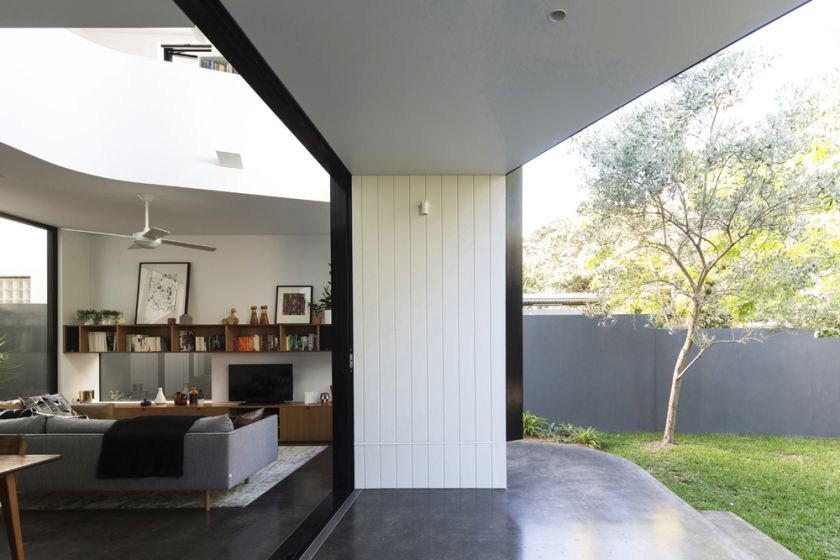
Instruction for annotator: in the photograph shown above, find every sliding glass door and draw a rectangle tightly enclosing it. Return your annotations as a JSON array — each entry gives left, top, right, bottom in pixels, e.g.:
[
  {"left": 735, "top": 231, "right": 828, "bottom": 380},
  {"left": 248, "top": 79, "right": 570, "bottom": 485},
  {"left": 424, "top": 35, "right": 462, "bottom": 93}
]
[{"left": 0, "top": 213, "right": 56, "bottom": 399}]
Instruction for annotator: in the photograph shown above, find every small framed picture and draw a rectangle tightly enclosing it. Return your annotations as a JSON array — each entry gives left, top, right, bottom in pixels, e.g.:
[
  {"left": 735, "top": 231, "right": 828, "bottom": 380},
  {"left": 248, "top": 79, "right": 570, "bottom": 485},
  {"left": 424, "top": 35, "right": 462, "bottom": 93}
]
[
  {"left": 135, "top": 262, "right": 190, "bottom": 324},
  {"left": 275, "top": 285, "right": 313, "bottom": 324}
]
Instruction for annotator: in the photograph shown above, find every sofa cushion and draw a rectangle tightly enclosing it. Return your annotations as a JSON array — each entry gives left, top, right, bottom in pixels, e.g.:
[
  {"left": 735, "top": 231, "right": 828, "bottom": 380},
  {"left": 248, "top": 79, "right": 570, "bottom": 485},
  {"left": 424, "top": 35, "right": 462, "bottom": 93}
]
[
  {"left": 46, "top": 416, "right": 116, "bottom": 434},
  {"left": 19, "top": 394, "right": 79, "bottom": 417},
  {"left": 232, "top": 408, "right": 264, "bottom": 429},
  {"left": 0, "top": 415, "right": 47, "bottom": 434},
  {"left": 188, "top": 415, "right": 234, "bottom": 433},
  {"left": 0, "top": 408, "right": 33, "bottom": 419}
]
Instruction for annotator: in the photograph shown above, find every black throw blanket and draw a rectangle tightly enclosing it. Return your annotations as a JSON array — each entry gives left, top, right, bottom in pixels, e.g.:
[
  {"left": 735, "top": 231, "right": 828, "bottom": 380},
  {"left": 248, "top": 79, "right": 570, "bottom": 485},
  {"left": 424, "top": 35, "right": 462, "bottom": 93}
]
[{"left": 97, "top": 415, "right": 201, "bottom": 478}]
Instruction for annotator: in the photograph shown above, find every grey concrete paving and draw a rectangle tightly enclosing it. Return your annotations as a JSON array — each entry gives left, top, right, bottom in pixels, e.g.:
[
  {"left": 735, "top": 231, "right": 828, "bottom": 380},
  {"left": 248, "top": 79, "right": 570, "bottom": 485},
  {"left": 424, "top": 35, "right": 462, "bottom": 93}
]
[
  {"left": 314, "top": 441, "right": 753, "bottom": 559},
  {"left": 702, "top": 511, "right": 799, "bottom": 559}
]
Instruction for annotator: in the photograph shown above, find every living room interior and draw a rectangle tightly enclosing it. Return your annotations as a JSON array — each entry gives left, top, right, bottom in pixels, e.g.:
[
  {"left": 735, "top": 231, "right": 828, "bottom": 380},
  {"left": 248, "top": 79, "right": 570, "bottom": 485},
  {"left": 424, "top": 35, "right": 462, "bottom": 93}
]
[{"left": 0, "top": 22, "right": 342, "bottom": 560}]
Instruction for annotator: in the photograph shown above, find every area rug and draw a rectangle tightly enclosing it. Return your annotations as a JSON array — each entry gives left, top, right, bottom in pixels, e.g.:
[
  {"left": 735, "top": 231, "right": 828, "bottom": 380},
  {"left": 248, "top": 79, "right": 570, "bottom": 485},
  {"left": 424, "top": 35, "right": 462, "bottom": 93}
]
[{"left": 18, "top": 445, "right": 327, "bottom": 510}]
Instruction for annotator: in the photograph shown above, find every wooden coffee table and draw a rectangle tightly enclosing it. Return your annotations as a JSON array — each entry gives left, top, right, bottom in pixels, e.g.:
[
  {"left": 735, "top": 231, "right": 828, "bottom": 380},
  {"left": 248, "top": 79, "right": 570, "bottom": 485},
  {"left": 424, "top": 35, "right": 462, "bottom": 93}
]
[{"left": 0, "top": 454, "right": 61, "bottom": 560}]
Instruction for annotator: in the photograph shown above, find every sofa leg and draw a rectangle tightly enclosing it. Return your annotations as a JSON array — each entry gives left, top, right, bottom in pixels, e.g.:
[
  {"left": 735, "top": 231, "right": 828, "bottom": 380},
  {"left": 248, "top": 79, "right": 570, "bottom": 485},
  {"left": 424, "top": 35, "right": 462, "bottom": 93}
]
[
  {"left": 202, "top": 490, "right": 211, "bottom": 512},
  {"left": 244, "top": 477, "right": 250, "bottom": 484}
]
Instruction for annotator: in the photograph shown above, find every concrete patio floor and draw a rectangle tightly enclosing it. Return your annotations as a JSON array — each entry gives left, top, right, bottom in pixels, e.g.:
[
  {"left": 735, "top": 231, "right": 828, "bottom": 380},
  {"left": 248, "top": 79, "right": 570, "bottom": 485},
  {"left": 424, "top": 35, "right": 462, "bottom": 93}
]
[{"left": 313, "top": 441, "right": 771, "bottom": 559}]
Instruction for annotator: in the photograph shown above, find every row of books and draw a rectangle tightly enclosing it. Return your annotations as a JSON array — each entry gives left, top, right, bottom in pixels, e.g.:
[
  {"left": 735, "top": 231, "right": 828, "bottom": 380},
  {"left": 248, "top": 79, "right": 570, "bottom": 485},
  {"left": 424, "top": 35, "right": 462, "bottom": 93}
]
[
  {"left": 126, "top": 335, "right": 168, "bottom": 352},
  {"left": 87, "top": 331, "right": 116, "bottom": 352},
  {"left": 232, "top": 335, "right": 279, "bottom": 352},
  {"left": 199, "top": 60, "right": 238, "bottom": 74},
  {"left": 286, "top": 333, "right": 318, "bottom": 352},
  {"left": 178, "top": 332, "right": 226, "bottom": 352}
]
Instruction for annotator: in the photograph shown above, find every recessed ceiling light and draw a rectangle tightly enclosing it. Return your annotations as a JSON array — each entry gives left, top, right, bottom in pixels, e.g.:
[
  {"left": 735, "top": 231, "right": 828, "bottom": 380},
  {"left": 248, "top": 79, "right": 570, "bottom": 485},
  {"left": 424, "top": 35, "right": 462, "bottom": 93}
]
[{"left": 548, "top": 9, "right": 567, "bottom": 23}]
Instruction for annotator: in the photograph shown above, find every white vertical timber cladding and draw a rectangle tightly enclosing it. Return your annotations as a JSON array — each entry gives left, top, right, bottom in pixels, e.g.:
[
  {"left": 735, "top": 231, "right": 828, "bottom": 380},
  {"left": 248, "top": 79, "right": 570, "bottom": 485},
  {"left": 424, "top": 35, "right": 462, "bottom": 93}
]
[
  {"left": 409, "top": 176, "right": 429, "bottom": 487},
  {"left": 457, "top": 176, "right": 477, "bottom": 488},
  {"left": 352, "top": 175, "right": 506, "bottom": 489},
  {"left": 473, "top": 175, "right": 493, "bottom": 488},
  {"left": 490, "top": 176, "right": 508, "bottom": 488},
  {"left": 351, "top": 176, "right": 365, "bottom": 488},
  {"left": 425, "top": 176, "right": 445, "bottom": 487},
  {"left": 361, "top": 176, "right": 381, "bottom": 489},
  {"left": 441, "top": 176, "right": 461, "bottom": 487},
  {"left": 393, "top": 176, "right": 413, "bottom": 488},
  {"left": 378, "top": 176, "right": 398, "bottom": 488}
]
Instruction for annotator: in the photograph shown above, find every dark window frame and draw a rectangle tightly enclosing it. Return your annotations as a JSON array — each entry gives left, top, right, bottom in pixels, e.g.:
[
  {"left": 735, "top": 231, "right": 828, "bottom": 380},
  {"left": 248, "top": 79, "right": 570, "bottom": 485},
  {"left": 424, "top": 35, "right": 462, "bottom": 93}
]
[
  {"left": 172, "top": 2, "right": 353, "bottom": 558},
  {"left": 0, "top": 210, "right": 58, "bottom": 395}
]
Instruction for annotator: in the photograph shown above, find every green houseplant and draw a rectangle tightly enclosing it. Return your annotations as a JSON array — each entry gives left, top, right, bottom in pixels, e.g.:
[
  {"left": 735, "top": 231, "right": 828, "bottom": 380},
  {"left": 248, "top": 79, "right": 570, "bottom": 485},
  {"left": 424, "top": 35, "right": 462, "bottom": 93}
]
[
  {"left": 319, "top": 266, "right": 332, "bottom": 324},
  {"left": 76, "top": 309, "right": 100, "bottom": 325}
]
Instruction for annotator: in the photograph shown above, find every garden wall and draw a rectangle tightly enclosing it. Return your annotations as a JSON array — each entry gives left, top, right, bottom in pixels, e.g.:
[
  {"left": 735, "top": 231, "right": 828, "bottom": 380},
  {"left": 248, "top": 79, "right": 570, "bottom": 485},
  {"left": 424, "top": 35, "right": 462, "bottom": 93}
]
[{"left": 524, "top": 314, "right": 840, "bottom": 436}]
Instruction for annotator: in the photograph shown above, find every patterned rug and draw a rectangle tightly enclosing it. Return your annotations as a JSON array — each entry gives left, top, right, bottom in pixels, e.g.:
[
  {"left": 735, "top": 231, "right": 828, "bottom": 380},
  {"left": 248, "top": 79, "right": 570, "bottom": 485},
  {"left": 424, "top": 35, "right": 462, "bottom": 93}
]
[{"left": 19, "top": 445, "right": 327, "bottom": 510}]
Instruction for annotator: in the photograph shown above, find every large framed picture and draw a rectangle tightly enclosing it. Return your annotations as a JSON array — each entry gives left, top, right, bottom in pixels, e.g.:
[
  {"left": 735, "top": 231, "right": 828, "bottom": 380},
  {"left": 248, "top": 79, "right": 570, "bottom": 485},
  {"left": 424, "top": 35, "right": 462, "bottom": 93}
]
[
  {"left": 135, "top": 262, "right": 191, "bottom": 324},
  {"left": 275, "top": 285, "right": 312, "bottom": 324}
]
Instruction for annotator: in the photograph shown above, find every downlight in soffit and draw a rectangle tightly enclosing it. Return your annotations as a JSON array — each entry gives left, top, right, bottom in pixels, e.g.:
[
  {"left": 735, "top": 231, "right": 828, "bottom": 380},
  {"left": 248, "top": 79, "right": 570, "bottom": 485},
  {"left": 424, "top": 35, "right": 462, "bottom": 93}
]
[{"left": 548, "top": 9, "right": 567, "bottom": 23}]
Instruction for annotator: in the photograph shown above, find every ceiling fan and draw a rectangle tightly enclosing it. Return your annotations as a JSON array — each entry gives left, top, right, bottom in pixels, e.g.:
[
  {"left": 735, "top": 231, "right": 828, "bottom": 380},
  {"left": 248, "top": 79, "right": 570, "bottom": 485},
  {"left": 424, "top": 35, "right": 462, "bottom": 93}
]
[{"left": 64, "top": 194, "right": 217, "bottom": 252}]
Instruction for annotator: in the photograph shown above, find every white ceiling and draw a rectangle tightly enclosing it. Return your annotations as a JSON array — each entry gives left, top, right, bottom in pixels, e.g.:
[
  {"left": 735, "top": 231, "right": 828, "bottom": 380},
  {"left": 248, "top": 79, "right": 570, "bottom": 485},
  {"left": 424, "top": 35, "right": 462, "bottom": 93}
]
[
  {"left": 221, "top": 0, "right": 808, "bottom": 174},
  {"left": 0, "top": 1, "right": 189, "bottom": 27},
  {"left": 0, "top": 0, "right": 808, "bottom": 175},
  {"left": 0, "top": 144, "right": 330, "bottom": 235}
]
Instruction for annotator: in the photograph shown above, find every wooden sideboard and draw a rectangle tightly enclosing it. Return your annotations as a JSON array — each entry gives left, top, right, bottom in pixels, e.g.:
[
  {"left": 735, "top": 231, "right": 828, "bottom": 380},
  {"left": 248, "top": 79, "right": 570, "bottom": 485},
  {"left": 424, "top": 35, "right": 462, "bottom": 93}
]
[{"left": 73, "top": 401, "right": 333, "bottom": 442}]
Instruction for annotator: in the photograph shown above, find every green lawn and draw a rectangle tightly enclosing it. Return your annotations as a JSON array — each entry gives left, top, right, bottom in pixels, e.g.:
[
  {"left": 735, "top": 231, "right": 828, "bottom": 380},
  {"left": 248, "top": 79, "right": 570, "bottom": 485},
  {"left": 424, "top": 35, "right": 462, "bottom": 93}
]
[{"left": 601, "top": 433, "right": 840, "bottom": 560}]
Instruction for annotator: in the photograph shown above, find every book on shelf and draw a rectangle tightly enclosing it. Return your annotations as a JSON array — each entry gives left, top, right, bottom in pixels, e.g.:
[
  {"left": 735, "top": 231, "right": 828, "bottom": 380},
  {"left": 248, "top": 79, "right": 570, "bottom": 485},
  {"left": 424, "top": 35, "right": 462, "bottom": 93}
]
[
  {"left": 195, "top": 334, "right": 225, "bottom": 352},
  {"left": 126, "top": 334, "right": 168, "bottom": 352},
  {"left": 285, "top": 333, "right": 317, "bottom": 351},
  {"left": 87, "top": 331, "right": 115, "bottom": 352},
  {"left": 199, "top": 59, "right": 238, "bottom": 74},
  {"left": 232, "top": 334, "right": 279, "bottom": 352},
  {"left": 179, "top": 330, "right": 195, "bottom": 352}
]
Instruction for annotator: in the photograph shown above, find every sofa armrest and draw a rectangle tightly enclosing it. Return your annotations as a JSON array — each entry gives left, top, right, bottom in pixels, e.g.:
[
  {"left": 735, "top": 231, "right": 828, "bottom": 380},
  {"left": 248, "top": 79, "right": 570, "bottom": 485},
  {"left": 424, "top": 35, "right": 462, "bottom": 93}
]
[{"left": 227, "top": 414, "right": 278, "bottom": 487}]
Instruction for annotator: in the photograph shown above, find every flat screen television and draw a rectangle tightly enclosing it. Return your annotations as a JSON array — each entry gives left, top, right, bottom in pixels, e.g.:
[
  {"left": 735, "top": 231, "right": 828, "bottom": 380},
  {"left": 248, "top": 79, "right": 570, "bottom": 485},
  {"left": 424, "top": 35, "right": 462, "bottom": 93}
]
[{"left": 228, "top": 363, "right": 293, "bottom": 403}]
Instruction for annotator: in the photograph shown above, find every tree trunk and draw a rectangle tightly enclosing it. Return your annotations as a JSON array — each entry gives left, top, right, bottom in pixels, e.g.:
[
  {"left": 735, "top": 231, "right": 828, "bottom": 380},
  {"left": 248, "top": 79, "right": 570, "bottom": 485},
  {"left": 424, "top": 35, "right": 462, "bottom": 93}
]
[{"left": 662, "top": 320, "right": 695, "bottom": 445}]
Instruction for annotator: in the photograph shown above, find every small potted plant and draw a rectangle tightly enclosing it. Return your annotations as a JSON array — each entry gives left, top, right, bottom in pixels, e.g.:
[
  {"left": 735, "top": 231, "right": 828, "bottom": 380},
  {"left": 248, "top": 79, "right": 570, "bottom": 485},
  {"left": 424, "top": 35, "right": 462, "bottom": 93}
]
[
  {"left": 76, "top": 309, "right": 100, "bottom": 325},
  {"left": 319, "top": 268, "right": 332, "bottom": 324},
  {"left": 309, "top": 301, "right": 324, "bottom": 325},
  {"left": 100, "top": 310, "right": 122, "bottom": 325}
]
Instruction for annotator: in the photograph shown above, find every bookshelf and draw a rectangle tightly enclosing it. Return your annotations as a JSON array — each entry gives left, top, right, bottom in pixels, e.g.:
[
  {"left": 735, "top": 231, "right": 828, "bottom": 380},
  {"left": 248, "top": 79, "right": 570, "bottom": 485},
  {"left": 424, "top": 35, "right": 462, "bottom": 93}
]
[
  {"left": 198, "top": 56, "right": 237, "bottom": 74},
  {"left": 63, "top": 323, "right": 333, "bottom": 354}
]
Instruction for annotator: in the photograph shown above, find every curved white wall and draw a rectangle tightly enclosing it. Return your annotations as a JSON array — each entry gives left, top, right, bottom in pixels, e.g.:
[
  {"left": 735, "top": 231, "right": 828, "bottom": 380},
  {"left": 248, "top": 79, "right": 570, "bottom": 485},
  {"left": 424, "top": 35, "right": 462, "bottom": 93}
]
[{"left": 0, "top": 29, "right": 328, "bottom": 201}]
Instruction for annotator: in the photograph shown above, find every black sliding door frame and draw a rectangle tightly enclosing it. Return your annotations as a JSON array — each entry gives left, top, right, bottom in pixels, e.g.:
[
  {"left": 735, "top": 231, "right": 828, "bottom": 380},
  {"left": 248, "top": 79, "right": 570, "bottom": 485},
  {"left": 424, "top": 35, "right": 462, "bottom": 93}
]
[
  {"left": 172, "top": 2, "right": 353, "bottom": 558},
  {"left": 0, "top": 210, "right": 58, "bottom": 395}
]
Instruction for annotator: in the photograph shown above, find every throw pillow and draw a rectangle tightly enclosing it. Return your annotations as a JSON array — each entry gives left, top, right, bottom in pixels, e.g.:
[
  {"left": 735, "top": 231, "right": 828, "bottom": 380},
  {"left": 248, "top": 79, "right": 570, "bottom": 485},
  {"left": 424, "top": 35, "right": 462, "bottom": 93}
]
[
  {"left": 0, "top": 415, "right": 47, "bottom": 434},
  {"left": 19, "top": 394, "right": 79, "bottom": 417},
  {"left": 0, "top": 408, "right": 33, "bottom": 419},
  {"left": 232, "top": 408, "right": 264, "bottom": 429},
  {"left": 188, "top": 415, "right": 234, "bottom": 433}
]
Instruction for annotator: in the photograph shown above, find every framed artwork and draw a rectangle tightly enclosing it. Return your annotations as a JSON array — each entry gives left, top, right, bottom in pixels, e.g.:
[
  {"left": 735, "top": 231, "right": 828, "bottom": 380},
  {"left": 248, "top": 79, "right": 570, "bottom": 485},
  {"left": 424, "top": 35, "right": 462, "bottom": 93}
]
[
  {"left": 275, "top": 285, "right": 312, "bottom": 324},
  {"left": 135, "top": 262, "right": 190, "bottom": 324}
]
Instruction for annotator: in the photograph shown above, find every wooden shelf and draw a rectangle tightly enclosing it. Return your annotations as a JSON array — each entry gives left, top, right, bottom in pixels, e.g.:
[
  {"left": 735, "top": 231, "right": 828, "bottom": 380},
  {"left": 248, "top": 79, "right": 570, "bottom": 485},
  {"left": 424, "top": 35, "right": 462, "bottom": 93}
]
[{"left": 63, "top": 323, "right": 334, "bottom": 354}]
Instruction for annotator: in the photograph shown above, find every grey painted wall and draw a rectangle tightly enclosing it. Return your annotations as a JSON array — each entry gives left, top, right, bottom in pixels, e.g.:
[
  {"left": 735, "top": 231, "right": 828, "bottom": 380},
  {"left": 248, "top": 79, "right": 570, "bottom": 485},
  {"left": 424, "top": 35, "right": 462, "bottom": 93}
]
[{"left": 524, "top": 314, "right": 840, "bottom": 436}]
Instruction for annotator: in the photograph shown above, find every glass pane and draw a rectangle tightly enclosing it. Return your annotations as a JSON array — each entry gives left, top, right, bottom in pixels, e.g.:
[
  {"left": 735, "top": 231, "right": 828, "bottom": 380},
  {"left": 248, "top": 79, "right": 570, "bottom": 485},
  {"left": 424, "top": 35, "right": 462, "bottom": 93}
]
[
  {"left": 99, "top": 353, "right": 212, "bottom": 401},
  {"left": 0, "top": 216, "right": 50, "bottom": 399}
]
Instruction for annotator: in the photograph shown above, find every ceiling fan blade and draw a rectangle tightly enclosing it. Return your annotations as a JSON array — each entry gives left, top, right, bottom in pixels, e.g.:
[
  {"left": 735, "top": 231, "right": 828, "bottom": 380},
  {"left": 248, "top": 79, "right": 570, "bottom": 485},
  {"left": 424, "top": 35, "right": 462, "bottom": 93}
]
[
  {"left": 63, "top": 228, "right": 131, "bottom": 238},
  {"left": 161, "top": 238, "right": 217, "bottom": 252},
  {"left": 142, "top": 227, "right": 170, "bottom": 240}
]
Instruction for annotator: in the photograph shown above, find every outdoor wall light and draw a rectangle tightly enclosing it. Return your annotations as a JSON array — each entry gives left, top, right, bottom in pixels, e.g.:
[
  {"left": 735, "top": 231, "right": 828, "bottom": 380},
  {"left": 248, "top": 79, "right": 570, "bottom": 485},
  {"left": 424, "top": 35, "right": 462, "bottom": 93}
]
[{"left": 418, "top": 200, "right": 430, "bottom": 216}]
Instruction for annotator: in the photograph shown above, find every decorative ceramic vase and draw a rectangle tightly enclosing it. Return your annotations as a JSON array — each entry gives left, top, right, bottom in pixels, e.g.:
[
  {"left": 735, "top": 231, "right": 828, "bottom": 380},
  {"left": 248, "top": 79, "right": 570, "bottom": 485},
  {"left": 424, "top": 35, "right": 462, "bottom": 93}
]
[
  {"left": 249, "top": 306, "right": 259, "bottom": 325},
  {"left": 154, "top": 387, "right": 167, "bottom": 404},
  {"left": 259, "top": 305, "right": 269, "bottom": 325},
  {"left": 323, "top": 310, "right": 332, "bottom": 324}
]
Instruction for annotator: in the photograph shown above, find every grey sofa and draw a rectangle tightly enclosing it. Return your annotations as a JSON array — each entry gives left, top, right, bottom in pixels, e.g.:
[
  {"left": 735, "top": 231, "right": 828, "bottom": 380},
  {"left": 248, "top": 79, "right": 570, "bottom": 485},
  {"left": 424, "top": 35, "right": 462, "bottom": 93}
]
[{"left": 7, "top": 414, "right": 278, "bottom": 510}]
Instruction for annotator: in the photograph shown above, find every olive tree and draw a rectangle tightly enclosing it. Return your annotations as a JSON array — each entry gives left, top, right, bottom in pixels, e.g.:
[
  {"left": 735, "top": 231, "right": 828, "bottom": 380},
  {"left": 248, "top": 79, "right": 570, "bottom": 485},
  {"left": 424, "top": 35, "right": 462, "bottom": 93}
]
[{"left": 577, "top": 51, "right": 839, "bottom": 444}]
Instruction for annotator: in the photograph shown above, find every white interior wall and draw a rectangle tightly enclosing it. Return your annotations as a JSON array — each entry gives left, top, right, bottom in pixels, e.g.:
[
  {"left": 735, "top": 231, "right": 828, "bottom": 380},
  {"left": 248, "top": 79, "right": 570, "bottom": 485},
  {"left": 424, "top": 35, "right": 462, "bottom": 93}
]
[
  {"left": 352, "top": 176, "right": 507, "bottom": 489},
  {"left": 59, "top": 232, "right": 332, "bottom": 402}
]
